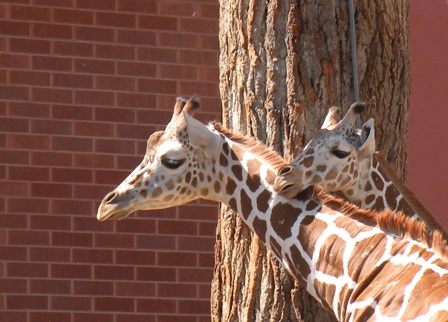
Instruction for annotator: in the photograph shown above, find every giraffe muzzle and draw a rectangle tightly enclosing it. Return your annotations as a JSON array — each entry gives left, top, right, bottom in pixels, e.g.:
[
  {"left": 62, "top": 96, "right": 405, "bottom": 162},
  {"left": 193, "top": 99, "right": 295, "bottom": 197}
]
[
  {"left": 273, "top": 166, "right": 304, "bottom": 198},
  {"left": 97, "top": 190, "right": 134, "bottom": 221}
]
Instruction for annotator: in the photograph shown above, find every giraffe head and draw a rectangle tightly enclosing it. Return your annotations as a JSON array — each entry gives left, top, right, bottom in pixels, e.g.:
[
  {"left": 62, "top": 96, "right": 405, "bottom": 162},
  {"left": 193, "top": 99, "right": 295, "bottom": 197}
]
[
  {"left": 274, "top": 102, "right": 375, "bottom": 199},
  {"left": 97, "top": 96, "right": 222, "bottom": 221}
]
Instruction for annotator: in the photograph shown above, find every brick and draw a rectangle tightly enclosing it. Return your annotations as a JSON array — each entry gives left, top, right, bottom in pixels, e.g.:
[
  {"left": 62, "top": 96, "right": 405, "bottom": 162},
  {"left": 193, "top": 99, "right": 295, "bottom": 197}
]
[
  {"left": 0, "top": 312, "right": 28, "bottom": 322},
  {"left": 32, "top": 151, "right": 73, "bottom": 167},
  {"left": 198, "top": 66, "right": 219, "bottom": 81},
  {"left": 11, "top": 5, "right": 51, "bottom": 21},
  {"left": 54, "top": 41, "right": 94, "bottom": 57},
  {"left": 0, "top": 85, "right": 29, "bottom": 101},
  {"left": 158, "top": 32, "right": 198, "bottom": 49},
  {"left": 0, "top": 181, "right": 29, "bottom": 197},
  {"left": 74, "top": 154, "right": 114, "bottom": 169},
  {"left": 199, "top": 252, "right": 214, "bottom": 268},
  {"left": 9, "top": 102, "right": 50, "bottom": 118},
  {"left": 52, "top": 231, "right": 93, "bottom": 247},
  {"left": 52, "top": 136, "right": 93, "bottom": 152},
  {"left": 94, "top": 169, "right": 130, "bottom": 185},
  {"left": 0, "top": 150, "right": 29, "bottom": 165},
  {"left": 198, "top": 284, "right": 211, "bottom": 298},
  {"left": 117, "top": 0, "right": 156, "bottom": 14},
  {"left": 116, "top": 155, "right": 143, "bottom": 170},
  {"left": 158, "top": 283, "right": 197, "bottom": 298},
  {"left": 96, "top": 12, "right": 136, "bottom": 28},
  {"left": 1, "top": 214, "right": 28, "bottom": 229},
  {"left": 33, "top": 0, "right": 73, "bottom": 7},
  {"left": 158, "top": 252, "right": 198, "bottom": 267},
  {"left": 10, "top": 70, "right": 51, "bottom": 86},
  {"left": 117, "top": 61, "right": 156, "bottom": 77},
  {"left": 33, "top": 23, "right": 73, "bottom": 39},
  {"left": 30, "top": 279, "right": 71, "bottom": 294},
  {"left": 72, "top": 216, "right": 115, "bottom": 233},
  {"left": 8, "top": 197, "right": 49, "bottom": 214},
  {"left": 115, "top": 281, "right": 156, "bottom": 297},
  {"left": 115, "top": 219, "right": 156, "bottom": 234},
  {"left": 32, "top": 55, "right": 72, "bottom": 71},
  {"left": 137, "top": 79, "right": 177, "bottom": 94},
  {"left": 136, "top": 266, "right": 176, "bottom": 282},
  {"left": 30, "top": 312, "right": 72, "bottom": 322},
  {"left": 29, "top": 247, "right": 70, "bottom": 263},
  {"left": 94, "top": 265, "right": 135, "bottom": 281},
  {"left": 0, "top": 278, "right": 27, "bottom": 293},
  {"left": 31, "top": 119, "right": 72, "bottom": 135},
  {"left": 73, "top": 248, "right": 113, "bottom": 264},
  {"left": 75, "top": 26, "right": 114, "bottom": 43},
  {"left": 96, "top": 75, "right": 136, "bottom": 92},
  {"left": 51, "top": 198, "right": 92, "bottom": 215},
  {"left": 159, "top": 2, "right": 196, "bottom": 16},
  {"left": 116, "top": 123, "right": 154, "bottom": 139},
  {"left": 95, "top": 107, "right": 135, "bottom": 123},
  {"left": 179, "top": 49, "right": 218, "bottom": 66},
  {"left": 53, "top": 73, "right": 93, "bottom": 89},
  {"left": 200, "top": 34, "right": 219, "bottom": 50},
  {"left": 8, "top": 133, "right": 51, "bottom": 150},
  {"left": 75, "top": 58, "right": 115, "bottom": 75},
  {"left": 94, "top": 233, "right": 135, "bottom": 249},
  {"left": 32, "top": 183, "right": 72, "bottom": 198},
  {"left": 180, "top": 18, "right": 218, "bottom": 34},
  {"left": 178, "top": 268, "right": 213, "bottom": 283},
  {"left": 116, "top": 29, "right": 156, "bottom": 46},
  {"left": 115, "top": 249, "right": 155, "bottom": 266},
  {"left": 200, "top": 3, "right": 220, "bottom": 19},
  {"left": 9, "top": 230, "right": 50, "bottom": 246},
  {"left": 0, "top": 246, "right": 27, "bottom": 261},
  {"left": 96, "top": 44, "right": 135, "bottom": 60},
  {"left": 160, "top": 64, "right": 198, "bottom": 80},
  {"left": 0, "top": 117, "right": 29, "bottom": 133},
  {"left": 138, "top": 15, "right": 178, "bottom": 31},
  {"left": 117, "top": 92, "right": 156, "bottom": 108},
  {"left": 74, "top": 184, "right": 112, "bottom": 200},
  {"left": 32, "top": 88, "right": 73, "bottom": 104},
  {"left": 7, "top": 262, "right": 49, "bottom": 278},
  {"left": 10, "top": 38, "right": 51, "bottom": 54},
  {"left": 95, "top": 138, "right": 135, "bottom": 155},
  {"left": 7, "top": 295, "right": 48, "bottom": 310},
  {"left": 77, "top": 0, "right": 115, "bottom": 10},
  {"left": 158, "top": 316, "right": 197, "bottom": 322},
  {"left": 30, "top": 214, "right": 71, "bottom": 231},
  {"left": 178, "top": 299, "right": 210, "bottom": 315},
  {"left": 159, "top": 220, "right": 198, "bottom": 235},
  {"left": 75, "top": 90, "right": 114, "bottom": 106},
  {"left": 74, "top": 313, "right": 114, "bottom": 322},
  {"left": 137, "top": 47, "right": 177, "bottom": 63},
  {"left": 54, "top": 8, "right": 94, "bottom": 25},
  {"left": 74, "top": 280, "right": 114, "bottom": 296},
  {"left": 136, "top": 234, "right": 176, "bottom": 251},
  {"left": 51, "top": 295, "right": 92, "bottom": 311},
  {"left": 52, "top": 168, "right": 93, "bottom": 183},
  {"left": 136, "top": 109, "right": 172, "bottom": 125},
  {"left": 52, "top": 104, "right": 93, "bottom": 121},
  {"left": 199, "top": 221, "right": 216, "bottom": 236},
  {"left": 95, "top": 297, "right": 134, "bottom": 312},
  {"left": 0, "top": 21, "right": 30, "bottom": 36},
  {"left": 51, "top": 263, "right": 92, "bottom": 279},
  {"left": 136, "top": 298, "right": 176, "bottom": 313},
  {"left": 178, "top": 205, "right": 218, "bottom": 221}
]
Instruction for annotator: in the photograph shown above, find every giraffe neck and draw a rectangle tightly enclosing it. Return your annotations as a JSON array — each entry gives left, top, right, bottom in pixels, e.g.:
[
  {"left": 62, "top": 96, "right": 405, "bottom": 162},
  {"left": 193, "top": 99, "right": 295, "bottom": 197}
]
[{"left": 214, "top": 133, "right": 448, "bottom": 321}]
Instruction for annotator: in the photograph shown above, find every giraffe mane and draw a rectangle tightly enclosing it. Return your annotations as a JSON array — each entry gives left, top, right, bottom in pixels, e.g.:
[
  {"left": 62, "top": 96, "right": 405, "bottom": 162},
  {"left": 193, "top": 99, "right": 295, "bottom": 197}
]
[
  {"left": 315, "top": 187, "right": 448, "bottom": 260},
  {"left": 211, "top": 122, "right": 288, "bottom": 171},
  {"left": 373, "top": 152, "right": 447, "bottom": 235}
]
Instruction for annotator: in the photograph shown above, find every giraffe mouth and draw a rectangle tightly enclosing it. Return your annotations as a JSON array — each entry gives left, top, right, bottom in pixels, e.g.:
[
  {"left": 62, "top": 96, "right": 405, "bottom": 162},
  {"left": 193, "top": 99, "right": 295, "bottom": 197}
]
[
  {"left": 277, "top": 184, "right": 302, "bottom": 199},
  {"left": 97, "top": 191, "right": 134, "bottom": 221}
]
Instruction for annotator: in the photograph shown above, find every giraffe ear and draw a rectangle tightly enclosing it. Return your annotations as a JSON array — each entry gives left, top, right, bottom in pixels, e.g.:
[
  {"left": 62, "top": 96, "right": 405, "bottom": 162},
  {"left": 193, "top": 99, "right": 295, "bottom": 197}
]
[
  {"left": 321, "top": 106, "right": 341, "bottom": 130},
  {"left": 358, "top": 118, "right": 375, "bottom": 159},
  {"left": 183, "top": 112, "right": 221, "bottom": 159}
]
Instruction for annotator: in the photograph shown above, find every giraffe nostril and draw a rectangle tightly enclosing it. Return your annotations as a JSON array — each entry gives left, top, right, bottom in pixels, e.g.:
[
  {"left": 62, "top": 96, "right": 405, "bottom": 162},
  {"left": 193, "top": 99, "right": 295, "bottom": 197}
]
[
  {"left": 104, "top": 192, "right": 118, "bottom": 204},
  {"left": 278, "top": 166, "right": 293, "bottom": 176}
]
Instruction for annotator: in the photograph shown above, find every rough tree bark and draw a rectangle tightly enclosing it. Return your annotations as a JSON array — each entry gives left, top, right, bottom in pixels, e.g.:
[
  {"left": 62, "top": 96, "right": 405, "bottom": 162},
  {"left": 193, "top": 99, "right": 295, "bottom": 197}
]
[{"left": 211, "top": 1, "right": 410, "bottom": 321}]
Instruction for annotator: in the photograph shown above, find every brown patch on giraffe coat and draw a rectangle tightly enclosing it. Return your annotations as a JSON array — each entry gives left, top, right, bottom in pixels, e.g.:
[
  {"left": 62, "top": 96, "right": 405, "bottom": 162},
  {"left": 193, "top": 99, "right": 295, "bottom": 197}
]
[
  {"left": 140, "top": 190, "right": 147, "bottom": 198},
  {"left": 185, "top": 172, "right": 191, "bottom": 184},
  {"left": 225, "top": 178, "right": 237, "bottom": 195},
  {"left": 213, "top": 181, "right": 221, "bottom": 194},
  {"left": 372, "top": 197, "right": 386, "bottom": 211},
  {"left": 166, "top": 179, "right": 174, "bottom": 190},
  {"left": 246, "top": 159, "right": 261, "bottom": 192},
  {"left": 265, "top": 169, "right": 277, "bottom": 185},
  {"left": 152, "top": 187, "right": 163, "bottom": 198},
  {"left": 271, "top": 202, "right": 301, "bottom": 239},
  {"left": 385, "top": 185, "right": 399, "bottom": 210},
  {"left": 290, "top": 244, "right": 311, "bottom": 281},
  {"left": 269, "top": 236, "right": 283, "bottom": 260},
  {"left": 228, "top": 198, "right": 237, "bottom": 212},
  {"left": 163, "top": 194, "right": 173, "bottom": 202},
  {"left": 252, "top": 217, "right": 267, "bottom": 243},
  {"left": 191, "top": 177, "right": 198, "bottom": 187},
  {"left": 300, "top": 156, "right": 314, "bottom": 168},
  {"left": 305, "top": 199, "right": 321, "bottom": 212},
  {"left": 231, "top": 165, "right": 243, "bottom": 182},
  {"left": 325, "top": 167, "right": 338, "bottom": 181},
  {"left": 240, "top": 189, "right": 252, "bottom": 220},
  {"left": 365, "top": 194, "right": 376, "bottom": 205},
  {"left": 371, "top": 170, "right": 384, "bottom": 191},
  {"left": 364, "top": 181, "right": 372, "bottom": 191},
  {"left": 316, "top": 164, "right": 327, "bottom": 172},
  {"left": 298, "top": 215, "right": 328, "bottom": 259},
  {"left": 314, "top": 279, "right": 336, "bottom": 315},
  {"left": 219, "top": 152, "right": 228, "bottom": 167},
  {"left": 257, "top": 190, "right": 272, "bottom": 213}
]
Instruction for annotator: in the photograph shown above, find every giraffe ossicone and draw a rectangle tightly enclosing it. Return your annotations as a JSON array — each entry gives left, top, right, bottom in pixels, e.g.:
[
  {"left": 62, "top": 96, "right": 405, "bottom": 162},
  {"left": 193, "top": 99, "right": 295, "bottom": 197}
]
[
  {"left": 273, "top": 102, "right": 447, "bottom": 236},
  {"left": 97, "top": 97, "right": 448, "bottom": 321}
]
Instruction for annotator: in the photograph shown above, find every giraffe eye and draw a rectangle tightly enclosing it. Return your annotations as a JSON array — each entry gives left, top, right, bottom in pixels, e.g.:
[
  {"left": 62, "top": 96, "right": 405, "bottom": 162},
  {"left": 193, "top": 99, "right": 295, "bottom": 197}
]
[
  {"left": 331, "top": 150, "right": 350, "bottom": 159},
  {"left": 161, "top": 158, "right": 185, "bottom": 169}
]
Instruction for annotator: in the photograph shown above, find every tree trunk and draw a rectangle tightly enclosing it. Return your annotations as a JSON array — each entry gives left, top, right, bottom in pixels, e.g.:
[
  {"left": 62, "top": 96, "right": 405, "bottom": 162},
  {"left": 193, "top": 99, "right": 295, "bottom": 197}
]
[{"left": 212, "top": 1, "right": 410, "bottom": 321}]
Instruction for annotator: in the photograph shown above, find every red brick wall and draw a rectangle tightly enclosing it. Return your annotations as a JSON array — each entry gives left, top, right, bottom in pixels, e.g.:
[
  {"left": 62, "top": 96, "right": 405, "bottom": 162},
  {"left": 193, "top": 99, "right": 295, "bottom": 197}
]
[{"left": 0, "top": 1, "right": 220, "bottom": 321}]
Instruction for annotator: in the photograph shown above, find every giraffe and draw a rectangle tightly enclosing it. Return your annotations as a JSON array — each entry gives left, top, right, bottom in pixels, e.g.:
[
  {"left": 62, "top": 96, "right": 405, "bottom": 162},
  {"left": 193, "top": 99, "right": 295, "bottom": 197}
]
[
  {"left": 97, "top": 97, "right": 448, "bottom": 321},
  {"left": 273, "top": 102, "right": 447, "bottom": 236}
]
